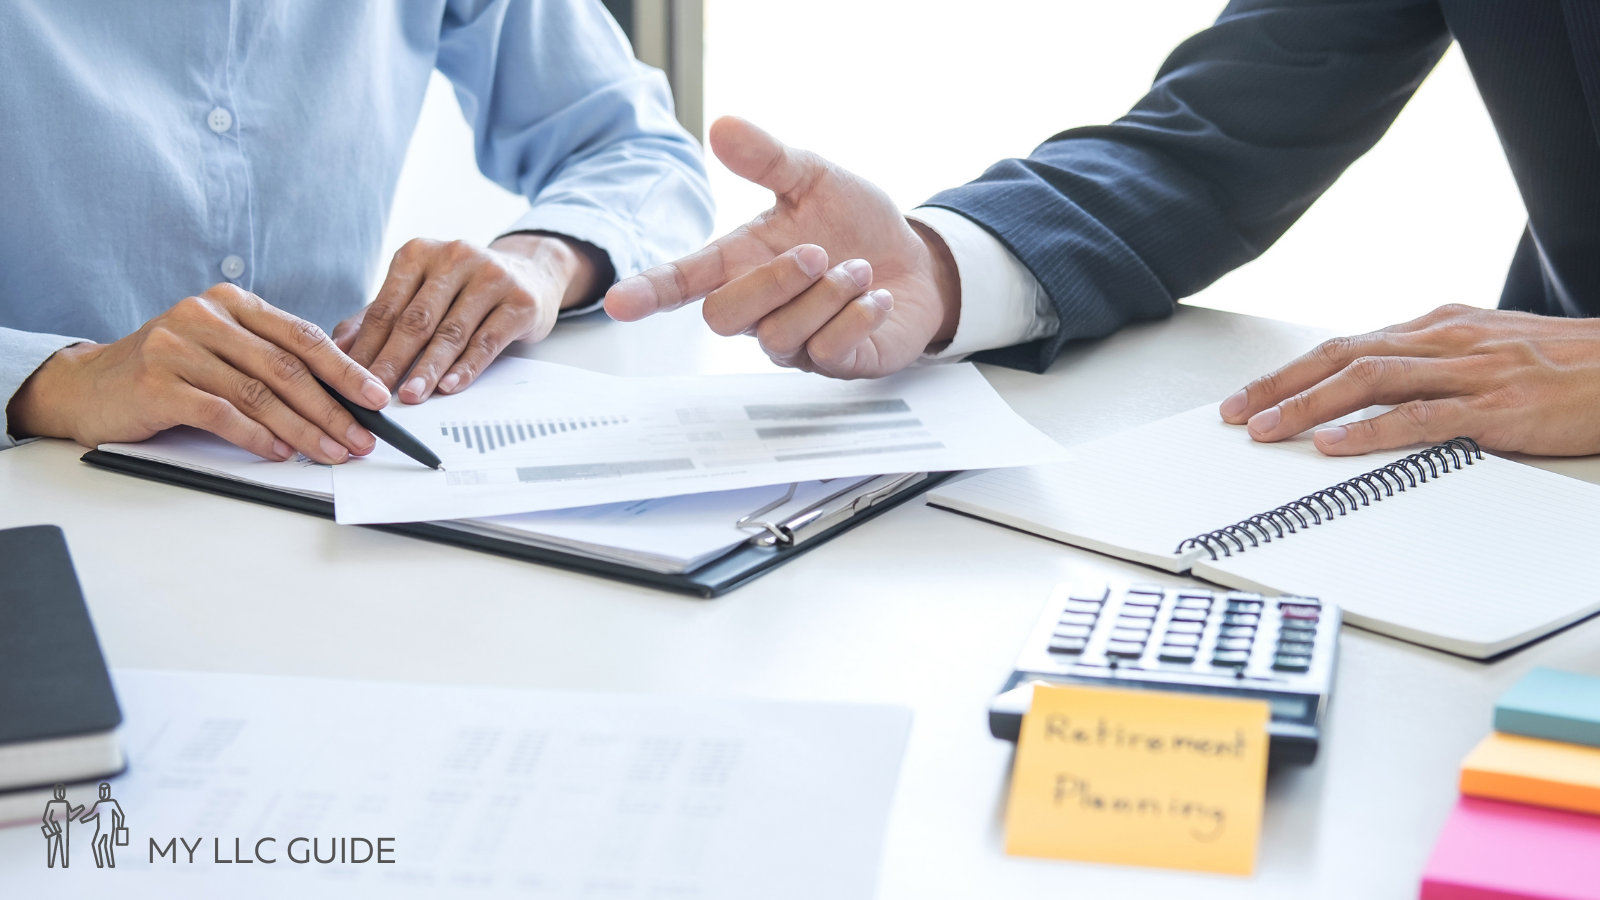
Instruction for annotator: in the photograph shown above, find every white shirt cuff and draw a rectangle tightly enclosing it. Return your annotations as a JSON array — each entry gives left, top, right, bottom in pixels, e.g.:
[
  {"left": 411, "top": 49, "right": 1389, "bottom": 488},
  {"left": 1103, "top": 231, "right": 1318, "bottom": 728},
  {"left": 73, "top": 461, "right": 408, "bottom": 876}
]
[{"left": 906, "top": 206, "right": 1059, "bottom": 361}]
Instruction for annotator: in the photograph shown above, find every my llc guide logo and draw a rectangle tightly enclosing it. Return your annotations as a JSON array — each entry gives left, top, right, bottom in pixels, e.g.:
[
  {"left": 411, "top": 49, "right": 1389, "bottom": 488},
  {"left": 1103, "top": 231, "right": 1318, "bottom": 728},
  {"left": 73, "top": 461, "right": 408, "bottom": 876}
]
[{"left": 40, "top": 780, "right": 397, "bottom": 870}]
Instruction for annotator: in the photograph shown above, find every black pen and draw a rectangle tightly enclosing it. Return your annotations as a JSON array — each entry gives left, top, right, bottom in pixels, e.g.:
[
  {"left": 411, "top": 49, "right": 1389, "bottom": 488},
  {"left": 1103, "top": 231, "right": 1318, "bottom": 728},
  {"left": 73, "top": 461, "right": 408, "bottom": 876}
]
[{"left": 314, "top": 377, "right": 444, "bottom": 470}]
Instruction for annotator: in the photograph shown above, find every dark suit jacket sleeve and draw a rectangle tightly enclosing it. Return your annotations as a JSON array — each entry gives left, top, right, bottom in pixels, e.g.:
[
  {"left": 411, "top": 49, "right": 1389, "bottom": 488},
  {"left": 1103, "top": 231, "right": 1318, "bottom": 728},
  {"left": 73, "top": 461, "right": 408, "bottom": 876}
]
[{"left": 924, "top": 0, "right": 1452, "bottom": 372}]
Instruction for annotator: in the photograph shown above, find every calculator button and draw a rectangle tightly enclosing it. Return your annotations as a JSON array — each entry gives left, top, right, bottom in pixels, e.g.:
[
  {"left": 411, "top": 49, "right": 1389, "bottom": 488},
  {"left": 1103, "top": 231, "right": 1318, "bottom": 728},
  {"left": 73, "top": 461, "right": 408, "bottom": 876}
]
[
  {"left": 1120, "top": 596, "right": 1162, "bottom": 610},
  {"left": 1164, "top": 620, "right": 1204, "bottom": 635},
  {"left": 1061, "top": 600, "right": 1104, "bottom": 615},
  {"left": 1214, "top": 637, "right": 1254, "bottom": 652},
  {"left": 1106, "top": 641, "right": 1146, "bottom": 658},
  {"left": 1128, "top": 585, "right": 1166, "bottom": 597},
  {"left": 1058, "top": 612, "right": 1098, "bottom": 627},
  {"left": 1110, "top": 627, "right": 1150, "bottom": 643},
  {"left": 1211, "top": 650, "right": 1251, "bottom": 667},
  {"left": 1068, "top": 586, "right": 1109, "bottom": 603},
  {"left": 1276, "top": 640, "right": 1315, "bottom": 655},
  {"left": 1174, "top": 597, "right": 1212, "bottom": 610},
  {"left": 1223, "top": 613, "right": 1260, "bottom": 627},
  {"left": 1273, "top": 654, "right": 1313, "bottom": 672},
  {"left": 1048, "top": 637, "right": 1088, "bottom": 655},
  {"left": 1226, "top": 592, "right": 1264, "bottom": 602},
  {"left": 1226, "top": 599, "right": 1264, "bottom": 613},
  {"left": 1117, "top": 605, "right": 1157, "bottom": 620},
  {"left": 1279, "top": 627, "right": 1317, "bottom": 643},
  {"left": 1280, "top": 604, "right": 1321, "bottom": 620},
  {"left": 1218, "top": 624, "right": 1255, "bottom": 638},
  {"left": 1158, "top": 647, "right": 1197, "bottom": 663},
  {"left": 1159, "top": 632, "right": 1201, "bottom": 647},
  {"left": 1053, "top": 624, "right": 1092, "bottom": 639},
  {"left": 1169, "top": 608, "right": 1208, "bottom": 622}
]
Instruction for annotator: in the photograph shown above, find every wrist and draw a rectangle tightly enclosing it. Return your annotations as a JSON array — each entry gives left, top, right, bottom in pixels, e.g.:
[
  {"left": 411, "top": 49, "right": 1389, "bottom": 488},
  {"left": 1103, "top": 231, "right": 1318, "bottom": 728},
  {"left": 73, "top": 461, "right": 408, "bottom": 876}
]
[
  {"left": 491, "top": 231, "right": 613, "bottom": 310},
  {"left": 8, "top": 342, "right": 99, "bottom": 442},
  {"left": 908, "top": 218, "right": 961, "bottom": 346}
]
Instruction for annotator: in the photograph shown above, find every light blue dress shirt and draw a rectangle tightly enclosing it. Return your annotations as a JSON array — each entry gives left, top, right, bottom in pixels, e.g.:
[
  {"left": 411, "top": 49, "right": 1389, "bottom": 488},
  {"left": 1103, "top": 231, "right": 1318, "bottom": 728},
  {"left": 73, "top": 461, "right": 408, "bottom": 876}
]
[{"left": 0, "top": 0, "right": 713, "bottom": 447}]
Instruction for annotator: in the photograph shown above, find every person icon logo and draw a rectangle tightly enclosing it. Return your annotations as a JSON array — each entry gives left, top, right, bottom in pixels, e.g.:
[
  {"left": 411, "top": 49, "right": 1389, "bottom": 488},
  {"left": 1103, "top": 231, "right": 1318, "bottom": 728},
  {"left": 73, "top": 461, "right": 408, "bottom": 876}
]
[
  {"left": 41, "top": 784, "right": 83, "bottom": 868},
  {"left": 40, "top": 782, "right": 127, "bottom": 869},
  {"left": 78, "top": 782, "right": 127, "bottom": 867}
]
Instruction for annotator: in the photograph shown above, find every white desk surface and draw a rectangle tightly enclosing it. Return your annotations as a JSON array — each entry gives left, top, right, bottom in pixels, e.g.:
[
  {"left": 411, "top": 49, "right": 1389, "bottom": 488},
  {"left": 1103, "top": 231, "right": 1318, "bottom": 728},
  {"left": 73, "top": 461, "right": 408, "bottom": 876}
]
[{"left": 3, "top": 303, "right": 1597, "bottom": 898}]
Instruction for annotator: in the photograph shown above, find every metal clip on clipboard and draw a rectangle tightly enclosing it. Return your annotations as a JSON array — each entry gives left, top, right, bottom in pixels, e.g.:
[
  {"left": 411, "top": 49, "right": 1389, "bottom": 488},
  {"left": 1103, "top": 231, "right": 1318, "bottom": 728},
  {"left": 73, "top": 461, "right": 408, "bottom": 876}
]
[{"left": 735, "top": 473, "right": 930, "bottom": 548}]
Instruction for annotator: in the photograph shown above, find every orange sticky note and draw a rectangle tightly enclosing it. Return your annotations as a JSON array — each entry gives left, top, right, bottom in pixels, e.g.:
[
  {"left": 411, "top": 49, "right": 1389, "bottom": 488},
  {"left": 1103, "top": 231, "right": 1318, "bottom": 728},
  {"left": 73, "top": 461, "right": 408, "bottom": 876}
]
[
  {"left": 1460, "top": 731, "right": 1600, "bottom": 816},
  {"left": 1003, "top": 683, "right": 1270, "bottom": 875}
]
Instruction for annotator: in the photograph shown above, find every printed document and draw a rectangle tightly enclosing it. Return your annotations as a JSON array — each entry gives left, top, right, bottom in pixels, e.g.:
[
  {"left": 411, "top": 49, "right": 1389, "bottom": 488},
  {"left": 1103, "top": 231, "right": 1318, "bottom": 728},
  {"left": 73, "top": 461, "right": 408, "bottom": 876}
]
[
  {"left": 331, "top": 360, "right": 1066, "bottom": 523},
  {"left": 0, "top": 669, "right": 911, "bottom": 899}
]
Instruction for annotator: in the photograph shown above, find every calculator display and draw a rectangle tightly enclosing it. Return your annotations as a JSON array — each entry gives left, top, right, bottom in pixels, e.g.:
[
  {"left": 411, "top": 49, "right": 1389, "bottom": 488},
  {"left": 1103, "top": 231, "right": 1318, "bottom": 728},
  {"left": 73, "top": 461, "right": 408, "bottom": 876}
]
[{"left": 1267, "top": 696, "right": 1309, "bottom": 720}]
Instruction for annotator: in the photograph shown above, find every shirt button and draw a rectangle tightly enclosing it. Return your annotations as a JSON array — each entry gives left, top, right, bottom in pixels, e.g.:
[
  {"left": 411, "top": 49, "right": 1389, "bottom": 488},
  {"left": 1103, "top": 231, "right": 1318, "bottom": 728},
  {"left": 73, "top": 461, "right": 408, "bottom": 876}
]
[
  {"left": 220, "top": 255, "right": 246, "bottom": 280},
  {"left": 207, "top": 107, "right": 233, "bottom": 134}
]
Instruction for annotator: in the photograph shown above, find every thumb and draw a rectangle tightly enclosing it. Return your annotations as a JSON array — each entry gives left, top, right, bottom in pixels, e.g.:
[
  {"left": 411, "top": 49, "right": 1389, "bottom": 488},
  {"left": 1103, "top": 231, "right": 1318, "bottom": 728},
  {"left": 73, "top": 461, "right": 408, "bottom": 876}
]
[{"left": 709, "top": 116, "right": 819, "bottom": 198}]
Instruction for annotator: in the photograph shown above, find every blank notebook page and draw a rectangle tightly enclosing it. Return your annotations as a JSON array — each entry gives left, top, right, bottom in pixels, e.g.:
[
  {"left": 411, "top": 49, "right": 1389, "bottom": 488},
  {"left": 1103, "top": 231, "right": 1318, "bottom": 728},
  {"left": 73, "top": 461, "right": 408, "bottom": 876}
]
[
  {"left": 1197, "top": 450, "right": 1600, "bottom": 656},
  {"left": 930, "top": 406, "right": 1391, "bottom": 569}
]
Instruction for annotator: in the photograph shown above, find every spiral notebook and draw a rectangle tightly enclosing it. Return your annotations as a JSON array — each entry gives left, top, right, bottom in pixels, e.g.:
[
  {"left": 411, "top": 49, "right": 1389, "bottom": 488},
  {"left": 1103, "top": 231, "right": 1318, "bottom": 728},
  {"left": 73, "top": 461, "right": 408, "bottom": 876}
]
[{"left": 928, "top": 405, "right": 1600, "bottom": 658}]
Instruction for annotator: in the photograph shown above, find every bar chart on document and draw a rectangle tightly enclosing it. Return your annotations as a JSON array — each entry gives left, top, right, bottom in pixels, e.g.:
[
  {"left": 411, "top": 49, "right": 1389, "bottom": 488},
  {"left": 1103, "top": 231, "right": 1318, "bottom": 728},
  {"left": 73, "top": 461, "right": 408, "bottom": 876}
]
[
  {"left": 441, "top": 399, "right": 938, "bottom": 483},
  {"left": 427, "top": 395, "right": 970, "bottom": 499},
  {"left": 331, "top": 360, "right": 1068, "bottom": 524},
  {"left": 439, "top": 414, "right": 631, "bottom": 455}
]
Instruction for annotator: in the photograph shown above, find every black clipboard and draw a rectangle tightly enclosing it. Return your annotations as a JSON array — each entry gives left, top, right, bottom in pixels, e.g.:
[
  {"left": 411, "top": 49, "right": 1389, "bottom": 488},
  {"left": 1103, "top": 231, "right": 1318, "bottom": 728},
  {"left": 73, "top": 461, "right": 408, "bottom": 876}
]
[{"left": 80, "top": 450, "right": 954, "bottom": 598}]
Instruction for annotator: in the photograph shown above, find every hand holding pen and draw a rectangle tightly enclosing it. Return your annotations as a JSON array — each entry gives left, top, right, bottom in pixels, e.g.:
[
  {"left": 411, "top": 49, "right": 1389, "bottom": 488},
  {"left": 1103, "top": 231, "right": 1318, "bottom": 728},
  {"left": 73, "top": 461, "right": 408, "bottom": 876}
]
[{"left": 315, "top": 377, "right": 444, "bottom": 470}]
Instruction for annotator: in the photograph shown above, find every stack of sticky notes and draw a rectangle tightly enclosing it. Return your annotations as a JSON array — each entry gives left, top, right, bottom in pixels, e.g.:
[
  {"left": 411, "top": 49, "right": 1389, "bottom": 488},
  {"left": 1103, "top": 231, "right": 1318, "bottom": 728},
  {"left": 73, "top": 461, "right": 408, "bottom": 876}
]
[{"left": 1421, "top": 668, "right": 1600, "bottom": 899}]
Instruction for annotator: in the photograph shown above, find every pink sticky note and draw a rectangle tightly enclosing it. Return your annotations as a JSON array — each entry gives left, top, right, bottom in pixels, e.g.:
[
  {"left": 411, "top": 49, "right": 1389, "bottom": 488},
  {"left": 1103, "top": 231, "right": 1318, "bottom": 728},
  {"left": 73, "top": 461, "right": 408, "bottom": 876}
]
[{"left": 1421, "top": 796, "right": 1600, "bottom": 899}]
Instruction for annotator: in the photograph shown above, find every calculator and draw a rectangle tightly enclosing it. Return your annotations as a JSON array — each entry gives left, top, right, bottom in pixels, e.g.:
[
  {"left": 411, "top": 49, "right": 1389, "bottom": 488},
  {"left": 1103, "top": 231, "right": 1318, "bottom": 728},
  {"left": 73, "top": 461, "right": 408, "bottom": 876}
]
[{"left": 989, "top": 582, "right": 1339, "bottom": 764}]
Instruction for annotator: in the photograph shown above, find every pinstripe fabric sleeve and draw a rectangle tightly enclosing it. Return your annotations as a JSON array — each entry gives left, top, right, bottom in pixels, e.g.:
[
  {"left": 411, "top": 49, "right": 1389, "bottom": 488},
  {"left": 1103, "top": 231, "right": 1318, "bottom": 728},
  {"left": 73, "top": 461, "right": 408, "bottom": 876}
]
[{"left": 924, "top": 0, "right": 1452, "bottom": 373}]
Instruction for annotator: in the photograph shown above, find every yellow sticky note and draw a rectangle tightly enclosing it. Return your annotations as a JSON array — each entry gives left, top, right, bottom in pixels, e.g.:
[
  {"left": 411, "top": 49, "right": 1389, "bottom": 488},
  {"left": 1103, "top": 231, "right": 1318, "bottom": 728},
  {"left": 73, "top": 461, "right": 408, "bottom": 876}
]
[{"left": 1003, "top": 683, "right": 1270, "bottom": 875}]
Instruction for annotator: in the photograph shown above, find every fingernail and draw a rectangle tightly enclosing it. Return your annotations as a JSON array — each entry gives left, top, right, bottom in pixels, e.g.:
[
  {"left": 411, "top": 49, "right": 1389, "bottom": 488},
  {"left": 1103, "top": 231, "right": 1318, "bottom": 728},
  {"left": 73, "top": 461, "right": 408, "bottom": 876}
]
[
  {"left": 319, "top": 435, "right": 348, "bottom": 462},
  {"left": 795, "top": 245, "right": 828, "bottom": 279},
  {"left": 1247, "top": 406, "right": 1281, "bottom": 434},
  {"left": 347, "top": 423, "right": 375, "bottom": 450},
  {"left": 361, "top": 379, "right": 390, "bottom": 408},
  {"left": 439, "top": 372, "right": 461, "bottom": 393},
  {"left": 842, "top": 258, "right": 872, "bottom": 288},
  {"left": 1220, "top": 389, "right": 1247, "bottom": 419},
  {"left": 1317, "top": 425, "right": 1347, "bottom": 445},
  {"left": 403, "top": 376, "right": 426, "bottom": 402},
  {"left": 868, "top": 289, "right": 894, "bottom": 311},
  {"left": 272, "top": 439, "right": 293, "bottom": 461}
]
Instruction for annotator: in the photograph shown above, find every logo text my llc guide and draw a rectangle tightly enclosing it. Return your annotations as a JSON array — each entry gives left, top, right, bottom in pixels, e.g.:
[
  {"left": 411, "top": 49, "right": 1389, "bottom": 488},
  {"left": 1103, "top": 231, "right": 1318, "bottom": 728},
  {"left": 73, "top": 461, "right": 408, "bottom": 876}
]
[{"left": 149, "top": 835, "right": 396, "bottom": 865}]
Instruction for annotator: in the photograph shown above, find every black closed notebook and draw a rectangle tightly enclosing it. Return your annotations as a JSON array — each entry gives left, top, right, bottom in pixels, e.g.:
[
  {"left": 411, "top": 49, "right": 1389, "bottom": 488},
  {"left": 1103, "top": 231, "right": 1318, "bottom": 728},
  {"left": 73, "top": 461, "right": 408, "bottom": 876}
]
[{"left": 0, "top": 525, "right": 125, "bottom": 797}]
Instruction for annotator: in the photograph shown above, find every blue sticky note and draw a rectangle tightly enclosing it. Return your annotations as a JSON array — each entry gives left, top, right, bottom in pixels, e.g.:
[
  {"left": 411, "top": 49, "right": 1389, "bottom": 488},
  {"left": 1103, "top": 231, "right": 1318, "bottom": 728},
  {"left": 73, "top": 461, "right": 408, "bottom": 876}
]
[{"left": 1494, "top": 668, "right": 1600, "bottom": 749}]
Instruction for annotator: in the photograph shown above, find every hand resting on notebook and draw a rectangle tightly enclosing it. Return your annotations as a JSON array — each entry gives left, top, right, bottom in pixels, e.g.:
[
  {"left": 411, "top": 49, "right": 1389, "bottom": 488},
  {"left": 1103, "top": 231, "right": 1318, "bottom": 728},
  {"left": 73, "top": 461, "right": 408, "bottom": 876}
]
[{"left": 1220, "top": 304, "right": 1600, "bottom": 457}]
